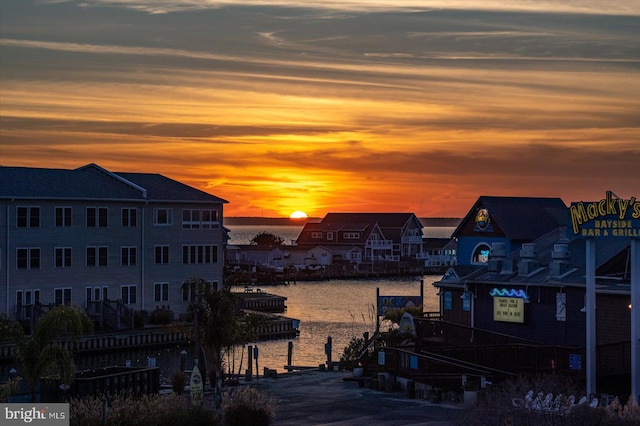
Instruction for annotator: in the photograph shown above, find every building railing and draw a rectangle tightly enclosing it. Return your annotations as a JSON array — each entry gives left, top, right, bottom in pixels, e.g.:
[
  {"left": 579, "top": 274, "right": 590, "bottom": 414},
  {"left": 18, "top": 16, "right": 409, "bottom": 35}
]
[
  {"left": 365, "top": 239, "right": 393, "bottom": 248},
  {"left": 401, "top": 236, "right": 423, "bottom": 243}
]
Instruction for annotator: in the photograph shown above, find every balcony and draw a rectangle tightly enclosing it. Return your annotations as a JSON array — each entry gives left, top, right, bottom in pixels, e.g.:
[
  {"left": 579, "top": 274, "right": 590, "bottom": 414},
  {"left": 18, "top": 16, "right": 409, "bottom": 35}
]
[
  {"left": 402, "top": 235, "right": 423, "bottom": 244},
  {"left": 365, "top": 239, "right": 393, "bottom": 249}
]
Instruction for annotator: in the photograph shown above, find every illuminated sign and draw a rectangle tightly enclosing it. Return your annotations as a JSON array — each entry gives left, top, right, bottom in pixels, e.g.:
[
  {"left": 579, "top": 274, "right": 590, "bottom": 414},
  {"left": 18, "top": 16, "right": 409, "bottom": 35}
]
[
  {"left": 474, "top": 208, "right": 492, "bottom": 231},
  {"left": 493, "top": 297, "right": 524, "bottom": 323},
  {"left": 489, "top": 288, "right": 529, "bottom": 301},
  {"left": 377, "top": 295, "right": 422, "bottom": 316},
  {"left": 569, "top": 191, "right": 640, "bottom": 238}
]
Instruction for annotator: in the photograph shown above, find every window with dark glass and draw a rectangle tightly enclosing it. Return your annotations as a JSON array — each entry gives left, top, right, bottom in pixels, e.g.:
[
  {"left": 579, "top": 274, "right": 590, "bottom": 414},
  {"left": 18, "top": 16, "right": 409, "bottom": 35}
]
[
  {"left": 55, "top": 207, "right": 72, "bottom": 227},
  {"left": 17, "top": 206, "right": 40, "bottom": 228},
  {"left": 87, "top": 207, "right": 108, "bottom": 227},
  {"left": 121, "top": 285, "right": 137, "bottom": 304},
  {"left": 55, "top": 247, "right": 72, "bottom": 267},
  {"left": 154, "top": 283, "right": 169, "bottom": 302},
  {"left": 121, "top": 247, "right": 137, "bottom": 266},
  {"left": 54, "top": 288, "right": 71, "bottom": 305},
  {"left": 121, "top": 208, "right": 137, "bottom": 227},
  {"left": 155, "top": 245, "right": 169, "bottom": 264}
]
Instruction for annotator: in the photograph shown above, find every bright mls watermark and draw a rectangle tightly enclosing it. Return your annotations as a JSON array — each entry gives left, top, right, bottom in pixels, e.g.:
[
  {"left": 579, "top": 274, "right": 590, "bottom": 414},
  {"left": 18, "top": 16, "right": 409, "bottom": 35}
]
[{"left": 1, "top": 404, "right": 69, "bottom": 425}]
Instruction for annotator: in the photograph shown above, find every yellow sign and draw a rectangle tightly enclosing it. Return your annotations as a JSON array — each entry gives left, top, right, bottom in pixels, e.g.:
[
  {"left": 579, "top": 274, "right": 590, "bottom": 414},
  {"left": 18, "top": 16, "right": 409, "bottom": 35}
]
[
  {"left": 493, "top": 297, "right": 524, "bottom": 323},
  {"left": 569, "top": 191, "right": 640, "bottom": 238}
]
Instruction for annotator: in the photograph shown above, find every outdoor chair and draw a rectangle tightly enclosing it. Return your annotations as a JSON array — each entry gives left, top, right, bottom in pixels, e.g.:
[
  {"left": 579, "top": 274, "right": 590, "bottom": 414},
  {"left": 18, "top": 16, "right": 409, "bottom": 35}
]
[
  {"left": 531, "top": 391, "right": 544, "bottom": 413},
  {"left": 550, "top": 393, "right": 564, "bottom": 416},
  {"left": 542, "top": 392, "right": 554, "bottom": 414}
]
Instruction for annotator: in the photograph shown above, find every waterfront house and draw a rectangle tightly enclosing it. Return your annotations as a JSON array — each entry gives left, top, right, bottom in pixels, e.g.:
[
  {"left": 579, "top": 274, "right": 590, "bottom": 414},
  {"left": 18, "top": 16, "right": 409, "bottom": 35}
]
[
  {"left": 452, "top": 196, "right": 567, "bottom": 265},
  {"left": 294, "top": 213, "right": 425, "bottom": 266},
  {"left": 0, "top": 164, "right": 228, "bottom": 330},
  {"left": 416, "top": 194, "right": 638, "bottom": 397},
  {"left": 420, "top": 237, "right": 457, "bottom": 271}
]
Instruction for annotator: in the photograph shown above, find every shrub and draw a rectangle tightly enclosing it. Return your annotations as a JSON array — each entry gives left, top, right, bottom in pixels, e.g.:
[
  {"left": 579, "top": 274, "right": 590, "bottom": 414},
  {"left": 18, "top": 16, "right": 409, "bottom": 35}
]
[
  {"left": 339, "top": 336, "right": 367, "bottom": 370},
  {"left": 70, "top": 393, "right": 219, "bottom": 426},
  {"left": 150, "top": 309, "right": 174, "bottom": 325},
  {"left": 171, "top": 370, "right": 186, "bottom": 393},
  {"left": 221, "top": 386, "right": 276, "bottom": 426}
]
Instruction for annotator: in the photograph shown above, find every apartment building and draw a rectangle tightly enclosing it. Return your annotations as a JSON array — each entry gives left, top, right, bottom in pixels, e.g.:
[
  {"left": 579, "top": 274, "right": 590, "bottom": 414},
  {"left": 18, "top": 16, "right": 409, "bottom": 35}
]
[{"left": 0, "top": 164, "right": 228, "bottom": 328}]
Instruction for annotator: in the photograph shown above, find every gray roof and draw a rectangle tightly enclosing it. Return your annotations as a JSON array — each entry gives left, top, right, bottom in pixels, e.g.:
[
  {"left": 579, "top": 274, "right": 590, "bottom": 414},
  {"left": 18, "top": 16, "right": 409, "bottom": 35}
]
[{"left": 0, "top": 163, "right": 228, "bottom": 204}]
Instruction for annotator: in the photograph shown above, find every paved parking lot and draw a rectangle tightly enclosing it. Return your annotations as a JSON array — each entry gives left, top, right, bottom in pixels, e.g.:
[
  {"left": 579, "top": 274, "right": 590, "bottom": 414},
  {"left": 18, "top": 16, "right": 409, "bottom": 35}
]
[{"left": 251, "top": 370, "right": 464, "bottom": 426}]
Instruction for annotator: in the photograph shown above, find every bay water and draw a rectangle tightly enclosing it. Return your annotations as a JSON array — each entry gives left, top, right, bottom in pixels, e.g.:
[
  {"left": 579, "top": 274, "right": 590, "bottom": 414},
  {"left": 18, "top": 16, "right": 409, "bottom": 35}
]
[{"left": 76, "top": 225, "right": 453, "bottom": 383}]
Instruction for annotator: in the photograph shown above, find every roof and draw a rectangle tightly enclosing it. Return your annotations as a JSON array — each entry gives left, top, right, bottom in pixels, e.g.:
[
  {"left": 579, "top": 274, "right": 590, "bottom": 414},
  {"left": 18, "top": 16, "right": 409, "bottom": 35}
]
[
  {"left": 453, "top": 196, "right": 567, "bottom": 241},
  {"left": 0, "top": 163, "right": 228, "bottom": 204},
  {"left": 423, "top": 238, "right": 455, "bottom": 250},
  {"left": 438, "top": 227, "right": 632, "bottom": 289}
]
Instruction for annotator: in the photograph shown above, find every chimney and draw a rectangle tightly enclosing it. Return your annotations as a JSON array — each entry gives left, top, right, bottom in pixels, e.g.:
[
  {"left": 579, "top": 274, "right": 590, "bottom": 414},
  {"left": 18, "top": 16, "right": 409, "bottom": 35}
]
[
  {"left": 487, "top": 242, "right": 506, "bottom": 272},
  {"left": 549, "top": 242, "right": 572, "bottom": 278},
  {"left": 518, "top": 243, "right": 540, "bottom": 275}
]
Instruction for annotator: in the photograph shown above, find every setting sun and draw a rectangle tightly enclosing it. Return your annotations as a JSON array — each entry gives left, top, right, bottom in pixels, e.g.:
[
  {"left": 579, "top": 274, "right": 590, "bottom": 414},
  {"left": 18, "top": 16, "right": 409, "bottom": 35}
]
[{"left": 290, "top": 210, "right": 308, "bottom": 219}]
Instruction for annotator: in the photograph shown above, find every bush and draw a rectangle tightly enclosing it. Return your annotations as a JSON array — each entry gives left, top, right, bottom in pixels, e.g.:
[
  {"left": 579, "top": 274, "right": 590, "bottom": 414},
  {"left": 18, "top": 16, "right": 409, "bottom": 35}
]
[
  {"left": 150, "top": 309, "right": 174, "bottom": 325},
  {"left": 339, "top": 336, "right": 367, "bottom": 370},
  {"left": 70, "top": 393, "right": 219, "bottom": 426},
  {"left": 221, "top": 386, "right": 276, "bottom": 426},
  {"left": 171, "top": 370, "right": 186, "bottom": 393},
  {"left": 459, "top": 374, "right": 640, "bottom": 426}
]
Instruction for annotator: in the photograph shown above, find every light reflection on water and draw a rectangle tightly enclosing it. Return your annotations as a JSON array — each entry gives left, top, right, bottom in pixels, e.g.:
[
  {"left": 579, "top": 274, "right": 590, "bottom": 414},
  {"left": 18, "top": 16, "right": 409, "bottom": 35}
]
[{"left": 76, "top": 276, "right": 442, "bottom": 383}]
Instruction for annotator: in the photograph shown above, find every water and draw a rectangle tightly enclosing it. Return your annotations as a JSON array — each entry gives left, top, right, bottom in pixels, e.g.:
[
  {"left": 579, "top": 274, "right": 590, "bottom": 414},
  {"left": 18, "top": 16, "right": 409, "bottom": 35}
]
[
  {"left": 227, "top": 275, "right": 443, "bottom": 374},
  {"left": 226, "top": 225, "right": 455, "bottom": 245},
  {"left": 74, "top": 224, "right": 453, "bottom": 383},
  {"left": 71, "top": 275, "right": 442, "bottom": 384}
]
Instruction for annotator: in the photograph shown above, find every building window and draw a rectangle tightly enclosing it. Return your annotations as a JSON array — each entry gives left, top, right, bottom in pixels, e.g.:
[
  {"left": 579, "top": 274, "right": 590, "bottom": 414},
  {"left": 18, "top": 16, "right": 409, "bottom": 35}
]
[
  {"left": 86, "top": 286, "right": 108, "bottom": 304},
  {"left": 121, "top": 208, "right": 137, "bottom": 227},
  {"left": 87, "top": 246, "right": 108, "bottom": 267},
  {"left": 182, "top": 209, "right": 220, "bottom": 229},
  {"left": 55, "top": 247, "right": 72, "bottom": 268},
  {"left": 182, "top": 209, "right": 200, "bottom": 229},
  {"left": 327, "top": 232, "right": 333, "bottom": 240},
  {"left": 54, "top": 288, "right": 72, "bottom": 305},
  {"left": 121, "top": 285, "right": 136, "bottom": 304},
  {"left": 17, "top": 206, "right": 40, "bottom": 228},
  {"left": 155, "top": 245, "right": 169, "bottom": 264},
  {"left": 16, "top": 289, "right": 40, "bottom": 318},
  {"left": 121, "top": 247, "right": 137, "bottom": 266},
  {"left": 201, "top": 209, "right": 219, "bottom": 228},
  {"left": 55, "top": 207, "right": 72, "bottom": 227},
  {"left": 17, "top": 248, "right": 40, "bottom": 269},
  {"left": 182, "top": 244, "right": 218, "bottom": 264},
  {"left": 154, "top": 208, "right": 173, "bottom": 225},
  {"left": 311, "top": 232, "right": 322, "bottom": 239},
  {"left": 154, "top": 282, "right": 169, "bottom": 302},
  {"left": 472, "top": 244, "right": 491, "bottom": 264},
  {"left": 344, "top": 232, "right": 360, "bottom": 239},
  {"left": 87, "top": 207, "right": 108, "bottom": 227}
]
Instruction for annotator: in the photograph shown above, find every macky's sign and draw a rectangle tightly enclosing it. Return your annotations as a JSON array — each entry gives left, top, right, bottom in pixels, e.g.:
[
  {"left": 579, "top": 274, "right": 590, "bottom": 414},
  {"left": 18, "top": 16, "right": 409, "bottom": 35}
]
[{"left": 570, "top": 191, "right": 640, "bottom": 238}]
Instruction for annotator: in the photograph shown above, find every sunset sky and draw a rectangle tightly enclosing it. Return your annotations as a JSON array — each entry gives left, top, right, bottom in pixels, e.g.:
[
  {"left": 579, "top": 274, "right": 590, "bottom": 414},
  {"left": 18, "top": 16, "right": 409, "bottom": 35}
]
[{"left": 1, "top": 1, "right": 639, "bottom": 218}]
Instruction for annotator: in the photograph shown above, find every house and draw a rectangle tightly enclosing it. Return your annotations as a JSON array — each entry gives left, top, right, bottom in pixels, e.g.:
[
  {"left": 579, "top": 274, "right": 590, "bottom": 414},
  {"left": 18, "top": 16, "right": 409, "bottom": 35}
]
[
  {"left": 452, "top": 196, "right": 567, "bottom": 265},
  {"left": 294, "top": 213, "right": 425, "bottom": 265},
  {"left": 424, "top": 193, "right": 639, "bottom": 397},
  {"left": 0, "top": 164, "right": 228, "bottom": 329},
  {"left": 420, "top": 238, "right": 457, "bottom": 270}
]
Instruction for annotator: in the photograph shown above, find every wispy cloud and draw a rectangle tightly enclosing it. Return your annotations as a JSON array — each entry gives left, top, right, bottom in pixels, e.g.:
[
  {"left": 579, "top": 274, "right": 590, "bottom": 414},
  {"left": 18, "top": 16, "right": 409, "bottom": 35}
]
[{"left": 2, "top": 1, "right": 639, "bottom": 216}]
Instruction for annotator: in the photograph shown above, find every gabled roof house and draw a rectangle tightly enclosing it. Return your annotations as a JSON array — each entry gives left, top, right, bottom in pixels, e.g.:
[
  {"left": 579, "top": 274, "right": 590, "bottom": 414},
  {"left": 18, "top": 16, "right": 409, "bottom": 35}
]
[
  {"left": 294, "top": 213, "right": 424, "bottom": 264},
  {"left": 452, "top": 196, "right": 567, "bottom": 265}
]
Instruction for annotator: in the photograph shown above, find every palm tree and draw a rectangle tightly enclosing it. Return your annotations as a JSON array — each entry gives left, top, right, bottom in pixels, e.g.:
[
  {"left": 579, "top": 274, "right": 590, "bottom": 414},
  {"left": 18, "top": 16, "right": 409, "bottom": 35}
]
[
  {"left": 17, "top": 304, "right": 93, "bottom": 402},
  {"left": 182, "top": 278, "right": 240, "bottom": 401}
]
